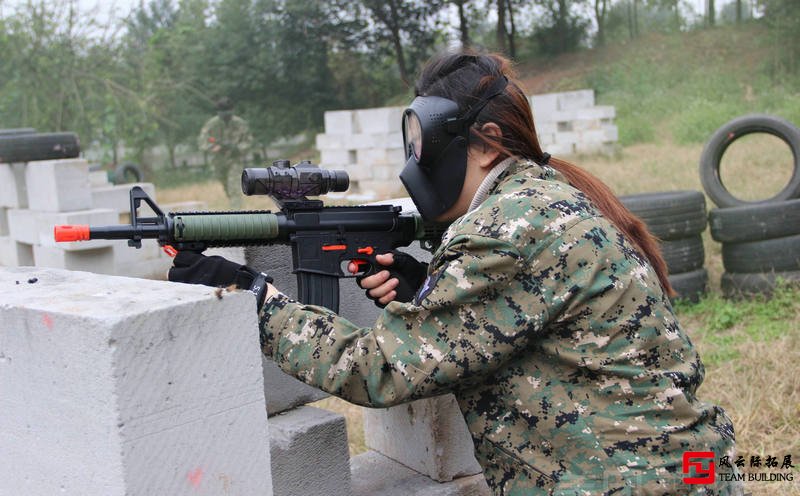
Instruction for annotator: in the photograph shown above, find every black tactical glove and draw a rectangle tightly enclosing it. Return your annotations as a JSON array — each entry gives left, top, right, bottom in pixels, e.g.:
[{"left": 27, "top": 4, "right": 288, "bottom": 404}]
[
  {"left": 168, "top": 251, "right": 273, "bottom": 310},
  {"left": 357, "top": 250, "right": 428, "bottom": 308}
]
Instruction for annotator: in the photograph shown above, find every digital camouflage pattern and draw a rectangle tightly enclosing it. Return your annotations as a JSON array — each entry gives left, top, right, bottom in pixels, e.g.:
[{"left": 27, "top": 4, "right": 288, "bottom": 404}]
[
  {"left": 198, "top": 114, "right": 253, "bottom": 208},
  {"left": 259, "top": 159, "right": 743, "bottom": 495}
]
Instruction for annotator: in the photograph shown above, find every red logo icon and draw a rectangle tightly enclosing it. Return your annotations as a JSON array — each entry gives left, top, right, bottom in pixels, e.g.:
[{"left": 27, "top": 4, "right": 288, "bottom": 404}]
[{"left": 683, "top": 451, "right": 716, "bottom": 484}]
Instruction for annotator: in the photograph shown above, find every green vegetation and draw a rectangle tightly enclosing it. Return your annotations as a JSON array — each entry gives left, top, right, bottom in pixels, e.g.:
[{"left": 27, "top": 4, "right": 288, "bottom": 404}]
[{"left": 674, "top": 284, "right": 800, "bottom": 366}]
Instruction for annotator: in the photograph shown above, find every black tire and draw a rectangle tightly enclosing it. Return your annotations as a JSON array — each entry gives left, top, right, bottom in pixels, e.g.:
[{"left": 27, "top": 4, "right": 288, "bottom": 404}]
[
  {"left": 0, "top": 128, "right": 36, "bottom": 137},
  {"left": 721, "top": 270, "right": 800, "bottom": 298},
  {"left": 722, "top": 234, "right": 800, "bottom": 273},
  {"left": 699, "top": 114, "right": 800, "bottom": 208},
  {"left": 620, "top": 191, "right": 707, "bottom": 240},
  {"left": 0, "top": 132, "right": 80, "bottom": 163},
  {"left": 113, "top": 162, "right": 143, "bottom": 183},
  {"left": 669, "top": 268, "right": 708, "bottom": 303},
  {"left": 709, "top": 199, "right": 800, "bottom": 243},
  {"left": 661, "top": 235, "right": 705, "bottom": 274}
]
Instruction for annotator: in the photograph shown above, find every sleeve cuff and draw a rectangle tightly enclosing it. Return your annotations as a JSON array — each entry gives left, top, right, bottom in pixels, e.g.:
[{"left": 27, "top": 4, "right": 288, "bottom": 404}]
[{"left": 258, "top": 292, "right": 297, "bottom": 358}]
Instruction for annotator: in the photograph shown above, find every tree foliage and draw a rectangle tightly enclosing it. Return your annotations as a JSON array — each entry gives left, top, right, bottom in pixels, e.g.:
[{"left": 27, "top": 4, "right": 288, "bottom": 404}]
[{"left": 0, "top": 0, "right": 796, "bottom": 167}]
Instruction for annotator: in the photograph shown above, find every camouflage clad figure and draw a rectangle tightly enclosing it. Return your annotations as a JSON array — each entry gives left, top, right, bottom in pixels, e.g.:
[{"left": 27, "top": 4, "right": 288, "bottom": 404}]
[
  {"left": 198, "top": 97, "right": 253, "bottom": 209},
  {"left": 259, "top": 157, "right": 742, "bottom": 495}
]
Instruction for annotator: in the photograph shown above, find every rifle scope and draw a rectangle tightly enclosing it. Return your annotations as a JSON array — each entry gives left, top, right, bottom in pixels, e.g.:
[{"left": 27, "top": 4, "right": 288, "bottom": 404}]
[{"left": 242, "top": 160, "right": 349, "bottom": 199}]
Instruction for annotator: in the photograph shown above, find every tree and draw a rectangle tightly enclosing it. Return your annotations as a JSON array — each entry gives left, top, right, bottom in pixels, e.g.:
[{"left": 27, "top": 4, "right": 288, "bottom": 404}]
[
  {"left": 357, "top": 0, "right": 444, "bottom": 85},
  {"left": 534, "top": 0, "right": 590, "bottom": 56},
  {"left": 451, "top": 0, "right": 471, "bottom": 49},
  {"left": 594, "top": 0, "right": 608, "bottom": 46}
]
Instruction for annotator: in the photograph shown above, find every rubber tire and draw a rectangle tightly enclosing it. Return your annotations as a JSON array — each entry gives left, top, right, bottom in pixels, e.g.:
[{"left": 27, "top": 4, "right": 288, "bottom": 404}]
[
  {"left": 721, "top": 270, "right": 800, "bottom": 298},
  {"left": 0, "top": 132, "right": 80, "bottom": 163},
  {"left": 709, "top": 199, "right": 800, "bottom": 243},
  {"left": 722, "top": 234, "right": 800, "bottom": 273},
  {"left": 661, "top": 235, "right": 705, "bottom": 274},
  {"left": 699, "top": 114, "right": 800, "bottom": 208},
  {"left": 0, "top": 128, "right": 36, "bottom": 137},
  {"left": 668, "top": 268, "right": 708, "bottom": 303},
  {"left": 113, "top": 162, "right": 143, "bottom": 184},
  {"left": 620, "top": 191, "right": 707, "bottom": 240}
]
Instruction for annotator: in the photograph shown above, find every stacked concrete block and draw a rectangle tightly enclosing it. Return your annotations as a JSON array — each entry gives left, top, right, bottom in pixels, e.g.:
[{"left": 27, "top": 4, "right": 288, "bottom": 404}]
[
  {"left": 269, "top": 406, "right": 352, "bottom": 496},
  {"left": 317, "top": 107, "right": 405, "bottom": 199},
  {"left": 529, "top": 89, "right": 618, "bottom": 156},
  {"left": 0, "top": 266, "right": 272, "bottom": 496},
  {"left": 92, "top": 182, "right": 157, "bottom": 218},
  {"left": 317, "top": 91, "right": 617, "bottom": 200},
  {"left": 25, "top": 158, "right": 92, "bottom": 212}
]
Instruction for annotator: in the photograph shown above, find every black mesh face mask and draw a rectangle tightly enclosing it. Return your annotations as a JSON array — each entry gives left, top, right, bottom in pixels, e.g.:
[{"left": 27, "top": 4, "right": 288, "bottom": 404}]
[{"left": 399, "top": 76, "right": 509, "bottom": 220}]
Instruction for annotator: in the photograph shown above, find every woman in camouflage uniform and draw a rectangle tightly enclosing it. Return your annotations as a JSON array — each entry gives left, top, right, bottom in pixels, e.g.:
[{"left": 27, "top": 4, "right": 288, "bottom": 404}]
[{"left": 175, "top": 52, "right": 743, "bottom": 495}]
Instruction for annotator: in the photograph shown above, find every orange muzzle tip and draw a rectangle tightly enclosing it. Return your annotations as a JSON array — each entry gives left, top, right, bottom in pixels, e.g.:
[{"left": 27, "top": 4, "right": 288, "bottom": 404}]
[{"left": 54, "top": 225, "right": 91, "bottom": 242}]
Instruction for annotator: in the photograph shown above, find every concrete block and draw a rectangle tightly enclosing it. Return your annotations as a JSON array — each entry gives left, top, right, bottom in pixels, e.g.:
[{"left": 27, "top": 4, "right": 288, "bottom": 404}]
[
  {"left": 372, "top": 164, "right": 398, "bottom": 181},
  {"left": 204, "top": 246, "right": 246, "bottom": 266},
  {"left": 537, "top": 132, "right": 556, "bottom": 147},
  {"left": 354, "top": 107, "right": 403, "bottom": 135},
  {"left": 6, "top": 209, "right": 38, "bottom": 244},
  {"left": 89, "top": 170, "right": 111, "bottom": 187},
  {"left": 554, "top": 131, "right": 580, "bottom": 146},
  {"left": 270, "top": 406, "right": 351, "bottom": 496},
  {"left": 7, "top": 207, "right": 115, "bottom": 249},
  {"left": 324, "top": 110, "right": 356, "bottom": 135},
  {"left": 33, "top": 245, "right": 116, "bottom": 274},
  {"left": 572, "top": 119, "right": 603, "bottom": 132},
  {"left": 548, "top": 142, "right": 577, "bottom": 156},
  {"left": 342, "top": 163, "right": 373, "bottom": 182},
  {"left": 0, "top": 162, "right": 28, "bottom": 208},
  {"left": 578, "top": 105, "right": 616, "bottom": 120},
  {"left": 25, "top": 158, "right": 92, "bottom": 212},
  {"left": 0, "top": 207, "right": 8, "bottom": 236},
  {"left": 536, "top": 122, "right": 557, "bottom": 135},
  {"left": 320, "top": 148, "right": 354, "bottom": 167},
  {"left": 351, "top": 451, "right": 490, "bottom": 496},
  {"left": 0, "top": 266, "right": 272, "bottom": 496},
  {"left": 529, "top": 93, "right": 559, "bottom": 120},
  {"left": 364, "top": 395, "right": 482, "bottom": 482},
  {"left": 112, "top": 239, "right": 172, "bottom": 280},
  {"left": 92, "top": 183, "right": 156, "bottom": 214},
  {"left": 36, "top": 208, "right": 117, "bottom": 251},
  {"left": 0, "top": 236, "right": 34, "bottom": 266},
  {"left": 557, "top": 89, "right": 595, "bottom": 110}
]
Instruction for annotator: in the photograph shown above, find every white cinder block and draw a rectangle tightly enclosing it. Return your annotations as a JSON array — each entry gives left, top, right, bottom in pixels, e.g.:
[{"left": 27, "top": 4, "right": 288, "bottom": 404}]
[
  {"left": 530, "top": 94, "right": 559, "bottom": 120},
  {"left": 549, "top": 142, "right": 577, "bottom": 156},
  {"left": 342, "top": 163, "right": 372, "bottom": 182},
  {"left": 324, "top": 110, "right": 356, "bottom": 135},
  {"left": 89, "top": 170, "right": 111, "bottom": 187},
  {"left": 364, "top": 395, "right": 483, "bottom": 482},
  {"left": 25, "top": 158, "right": 92, "bottom": 212},
  {"left": 0, "top": 163, "right": 28, "bottom": 208},
  {"left": 0, "top": 266, "right": 272, "bottom": 496},
  {"left": 0, "top": 207, "right": 8, "bottom": 236},
  {"left": 0, "top": 236, "right": 34, "bottom": 266},
  {"left": 269, "top": 406, "right": 351, "bottom": 496},
  {"left": 354, "top": 107, "right": 403, "bottom": 135},
  {"left": 316, "top": 133, "right": 342, "bottom": 150},
  {"left": 33, "top": 245, "right": 116, "bottom": 274},
  {"left": 92, "top": 183, "right": 156, "bottom": 214},
  {"left": 7, "top": 209, "right": 38, "bottom": 244},
  {"left": 320, "top": 148, "right": 353, "bottom": 167},
  {"left": 557, "top": 89, "right": 595, "bottom": 110}
]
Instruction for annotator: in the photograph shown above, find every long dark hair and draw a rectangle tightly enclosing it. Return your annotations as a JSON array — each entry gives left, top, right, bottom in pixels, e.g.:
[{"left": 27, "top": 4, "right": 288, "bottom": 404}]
[{"left": 416, "top": 52, "right": 675, "bottom": 296}]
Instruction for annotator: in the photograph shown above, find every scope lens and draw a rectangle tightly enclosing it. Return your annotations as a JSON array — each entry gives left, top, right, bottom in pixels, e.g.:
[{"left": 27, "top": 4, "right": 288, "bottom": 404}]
[{"left": 403, "top": 111, "right": 422, "bottom": 161}]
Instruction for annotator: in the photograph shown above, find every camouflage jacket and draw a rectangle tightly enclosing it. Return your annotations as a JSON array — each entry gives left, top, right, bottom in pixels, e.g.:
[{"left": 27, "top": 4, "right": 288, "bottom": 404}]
[
  {"left": 259, "top": 159, "right": 741, "bottom": 495},
  {"left": 197, "top": 115, "right": 252, "bottom": 158}
]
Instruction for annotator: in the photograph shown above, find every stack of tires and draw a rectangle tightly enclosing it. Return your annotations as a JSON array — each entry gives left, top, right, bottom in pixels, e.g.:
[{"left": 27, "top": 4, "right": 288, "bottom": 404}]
[
  {"left": 700, "top": 114, "right": 800, "bottom": 298},
  {"left": 620, "top": 191, "right": 708, "bottom": 302}
]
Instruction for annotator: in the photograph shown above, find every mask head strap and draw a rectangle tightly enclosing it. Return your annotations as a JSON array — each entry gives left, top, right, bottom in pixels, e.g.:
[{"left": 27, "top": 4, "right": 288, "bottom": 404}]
[{"left": 446, "top": 75, "right": 509, "bottom": 133}]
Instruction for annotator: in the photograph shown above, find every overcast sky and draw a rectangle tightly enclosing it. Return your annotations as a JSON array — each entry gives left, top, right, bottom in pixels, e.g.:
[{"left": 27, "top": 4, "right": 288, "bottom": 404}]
[{"left": 0, "top": 0, "right": 720, "bottom": 37}]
